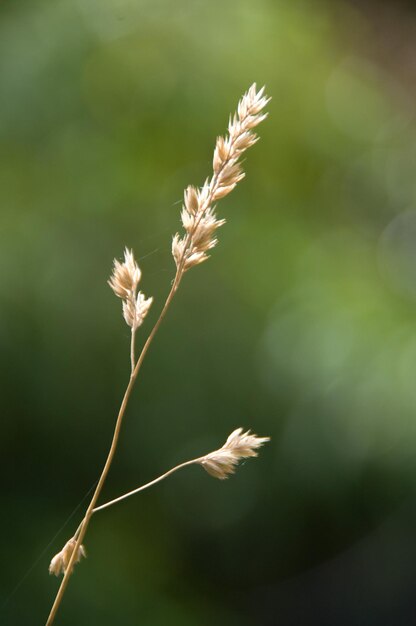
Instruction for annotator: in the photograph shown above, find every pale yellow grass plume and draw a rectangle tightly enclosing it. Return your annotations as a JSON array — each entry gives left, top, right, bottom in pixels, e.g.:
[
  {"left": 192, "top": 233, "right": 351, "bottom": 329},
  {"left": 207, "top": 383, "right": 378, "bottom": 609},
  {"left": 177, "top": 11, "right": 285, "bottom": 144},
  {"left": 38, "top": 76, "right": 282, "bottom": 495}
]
[
  {"left": 172, "top": 83, "right": 270, "bottom": 271},
  {"left": 108, "top": 247, "right": 153, "bottom": 330},
  {"left": 49, "top": 539, "right": 86, "bottom": 577},
  {"left": 199, "top": 428, "right": 270, "bottom": 479}
]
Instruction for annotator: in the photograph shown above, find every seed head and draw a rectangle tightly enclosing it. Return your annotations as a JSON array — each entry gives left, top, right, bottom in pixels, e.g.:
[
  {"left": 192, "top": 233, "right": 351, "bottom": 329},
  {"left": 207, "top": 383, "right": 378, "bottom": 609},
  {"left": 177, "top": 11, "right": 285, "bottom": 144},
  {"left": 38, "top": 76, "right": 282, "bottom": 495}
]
[
  {"left": 199, "top": 427, "right": 270, "bottom": 480},
  {"left": 122, "top": 291, "right": 153, "bottom": 330},
  {"left": 108, "top": 248, "right": 141, "bottom": 298},
  {"left": 49, "top": 538, "right": 86, "bottom": 577},
  {"left": 108, "top": 248, "right": 153, "bottom": 330},
  {"left": 172, "top": 84, "right": 270, "bottom": 272}
]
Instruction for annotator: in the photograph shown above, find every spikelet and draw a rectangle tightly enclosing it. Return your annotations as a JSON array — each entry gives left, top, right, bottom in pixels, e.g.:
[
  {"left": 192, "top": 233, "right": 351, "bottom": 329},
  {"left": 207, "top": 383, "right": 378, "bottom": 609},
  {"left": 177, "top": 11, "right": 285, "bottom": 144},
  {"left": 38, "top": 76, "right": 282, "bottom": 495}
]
[
  {"left": 49, "top": 538, "right": 86, "bottom": 577},
  {"left": 172, "top": 83, "right": 270, "bottom": 272},
  {"left": 108, "top": 248, "right": 153, "bottom": 330},
  {"left": 108, "top": 248, "right": 141, "bottom": 298},
  {"left": 199, "top": 428, "right": 270, "bottom": 480}
]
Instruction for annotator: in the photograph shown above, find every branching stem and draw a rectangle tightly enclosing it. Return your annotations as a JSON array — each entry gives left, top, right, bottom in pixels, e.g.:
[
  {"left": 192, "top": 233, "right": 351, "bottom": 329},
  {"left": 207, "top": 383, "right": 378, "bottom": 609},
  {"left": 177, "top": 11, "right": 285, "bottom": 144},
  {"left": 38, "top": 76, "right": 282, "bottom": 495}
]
[
  {"left": 46, "top": 219, "right": 209, "bottom": 624},
  {"left": 46, "top": 269, "right": 182, "bottom": 625},
  {"left": 70, "top": 457, "right": 202, "bottom": 543},
  {"left": 45, "top": 85, "right": 267, "bottom": 625}
]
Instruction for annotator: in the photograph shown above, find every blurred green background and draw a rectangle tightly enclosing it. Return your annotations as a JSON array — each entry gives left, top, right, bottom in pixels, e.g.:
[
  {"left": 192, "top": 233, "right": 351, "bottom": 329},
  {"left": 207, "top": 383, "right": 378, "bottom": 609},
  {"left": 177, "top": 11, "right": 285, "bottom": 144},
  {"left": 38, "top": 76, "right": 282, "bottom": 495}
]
[{"left": 2, "top": 0, "right": 416, "bottom": 624}]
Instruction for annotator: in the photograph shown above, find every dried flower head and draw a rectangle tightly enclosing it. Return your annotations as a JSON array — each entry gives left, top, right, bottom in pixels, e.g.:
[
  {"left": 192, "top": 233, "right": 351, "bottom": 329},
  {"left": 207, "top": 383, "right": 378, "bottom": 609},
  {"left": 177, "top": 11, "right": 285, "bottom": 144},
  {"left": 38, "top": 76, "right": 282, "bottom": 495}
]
[
  {"left": 108, "top": 248, "right": 153, "bottom": 330},
  {"left": 199, "top": 427, "right": 270, "bottom": 480},
  {"left": 49, "top": 538, "right": 86, "bottom": 577},
  {"left": 172, "top": 83, "right": 270, "bottom": 272},
  {"left": 108, "top": 248, "right": 141, "bottom": 298}
]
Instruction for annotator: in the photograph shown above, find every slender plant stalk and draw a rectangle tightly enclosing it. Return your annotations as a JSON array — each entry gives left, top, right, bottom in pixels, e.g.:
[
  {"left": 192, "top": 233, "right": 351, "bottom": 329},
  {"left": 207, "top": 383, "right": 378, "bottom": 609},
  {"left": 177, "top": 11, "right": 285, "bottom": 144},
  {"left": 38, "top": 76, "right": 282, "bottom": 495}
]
[
  {"left": 130, "top": 328, "right": 136, "bottom": 373},
  {"left": 67, "top": 458, "right": 197, "bottom": 544},
  {"left": 93, "top": 458, "right": 200, "bottom": 513},
  {"left": 46, "top": 84, "right": 270, "bottom": 625},
  {"left": 46, "top": 269, "right": 181, "bottom": 625},
  {"left": 47, "top": 223, "right": 205, "bottom": 623},
  {"left": 47, "top": 175, "right": 219, "bottom": 622},
  {"left": 70, "top": 457, "right": 202, "bottom": 542}
]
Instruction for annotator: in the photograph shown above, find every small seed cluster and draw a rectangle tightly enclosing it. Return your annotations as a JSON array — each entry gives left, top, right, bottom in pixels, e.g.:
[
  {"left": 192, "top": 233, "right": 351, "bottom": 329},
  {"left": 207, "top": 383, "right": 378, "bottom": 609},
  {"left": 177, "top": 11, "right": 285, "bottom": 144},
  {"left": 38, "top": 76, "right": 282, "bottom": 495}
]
[
  {"left": 200, "top": 427, "right": 270, "bottom": 480},
  {"left": 108, "top": 248, "right": 153, "bottom": 330},
  {"left": 49, "top": 539, "right": 86, "bottom": 577},
  {"left": 172, "top": 83, "right": 270, "bottom": 271}
]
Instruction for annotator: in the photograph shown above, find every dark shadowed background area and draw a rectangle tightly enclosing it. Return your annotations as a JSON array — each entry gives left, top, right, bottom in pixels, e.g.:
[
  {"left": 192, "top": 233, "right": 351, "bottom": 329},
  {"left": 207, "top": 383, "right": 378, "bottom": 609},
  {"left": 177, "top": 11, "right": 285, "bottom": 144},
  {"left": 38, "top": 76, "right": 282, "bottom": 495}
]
[{"left": 2, "top": 0, "right": 416, "bottom": 624}]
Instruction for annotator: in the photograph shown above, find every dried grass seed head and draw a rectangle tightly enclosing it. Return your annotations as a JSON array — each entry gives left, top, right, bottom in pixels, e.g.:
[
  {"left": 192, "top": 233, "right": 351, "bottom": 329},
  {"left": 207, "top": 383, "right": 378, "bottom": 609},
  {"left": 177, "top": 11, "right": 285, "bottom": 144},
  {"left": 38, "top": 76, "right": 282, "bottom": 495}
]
[
  {"left": 184, "top": 185, "right": 199, "bottom": 215},
  {"left": 121, "top": 289, "right": 153, "bottom": 330},
  {"left": 122, "top": 291, "right": 153, "bottom": 329},
  {"left": 238, "top": 84, "right": 271, "bottom": 120},
  {"left": 200, "top": 427, "right": 270, "bottom": 480},
  {"left": 108, "top": 248, "right": 141, "bottom": 299},
  {"left": 49, "top": 538, "right": 86, "bottom": 577},
  {"left": 109, "top": 248, "right": 153, "bottom": 330},
  {"left": 172, "top": 83, "right": 270, "bottom": 272}
]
